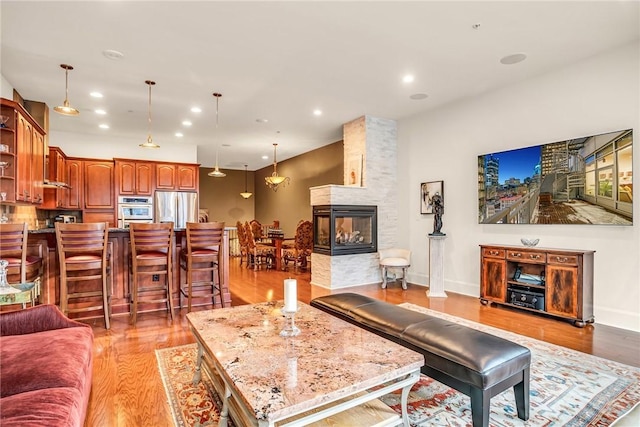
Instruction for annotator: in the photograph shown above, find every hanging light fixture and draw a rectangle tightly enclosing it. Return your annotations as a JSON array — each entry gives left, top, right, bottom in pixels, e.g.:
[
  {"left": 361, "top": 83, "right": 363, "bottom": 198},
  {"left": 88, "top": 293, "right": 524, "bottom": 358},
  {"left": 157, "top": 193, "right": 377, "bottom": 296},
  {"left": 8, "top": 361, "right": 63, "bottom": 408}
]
[
  {"left": 54, "top": 64, "right": 79, "bottom": 116},
  {"left": 208, "top": 92, "right": 226, "bottom": 177},
  {"left": 240, "top": 164, "right": 253, "bottom": 199},
  {"left": 140, "top": 80, "right": 160, "bottom": 148},
  {"left": 265, "top": 138, "right": 290, "bottom": 191}
]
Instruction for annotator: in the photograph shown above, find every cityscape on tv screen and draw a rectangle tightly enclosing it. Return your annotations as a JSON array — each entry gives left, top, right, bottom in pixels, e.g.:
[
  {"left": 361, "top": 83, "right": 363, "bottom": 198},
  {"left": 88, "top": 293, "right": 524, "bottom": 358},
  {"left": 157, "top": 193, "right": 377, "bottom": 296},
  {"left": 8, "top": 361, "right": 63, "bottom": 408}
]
[{"left": 478, "top": 129, "right": 633, "bottom": 225}]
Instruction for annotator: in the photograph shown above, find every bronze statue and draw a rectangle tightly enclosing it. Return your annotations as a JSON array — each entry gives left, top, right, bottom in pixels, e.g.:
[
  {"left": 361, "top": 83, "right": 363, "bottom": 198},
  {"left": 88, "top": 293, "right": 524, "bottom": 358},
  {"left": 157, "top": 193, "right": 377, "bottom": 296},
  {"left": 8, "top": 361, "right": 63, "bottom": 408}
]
[{"left": 431, "top": 193, "right": 445, "bottom": 235}]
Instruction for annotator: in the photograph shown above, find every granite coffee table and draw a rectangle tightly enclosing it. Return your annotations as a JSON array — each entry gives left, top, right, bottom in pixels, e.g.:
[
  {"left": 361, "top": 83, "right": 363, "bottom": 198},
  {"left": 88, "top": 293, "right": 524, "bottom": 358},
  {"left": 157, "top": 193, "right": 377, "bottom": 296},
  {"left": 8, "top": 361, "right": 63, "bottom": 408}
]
[{"left": 187, "top": 300, "right": 424, "bottom": 427}]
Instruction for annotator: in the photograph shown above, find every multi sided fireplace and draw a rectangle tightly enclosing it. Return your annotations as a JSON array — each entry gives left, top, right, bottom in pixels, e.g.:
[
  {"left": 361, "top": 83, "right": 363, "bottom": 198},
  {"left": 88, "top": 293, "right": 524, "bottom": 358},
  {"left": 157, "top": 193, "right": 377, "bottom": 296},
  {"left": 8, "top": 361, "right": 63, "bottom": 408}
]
[{"left": 313, "top": 205, "right": 377, "bottom": 256}]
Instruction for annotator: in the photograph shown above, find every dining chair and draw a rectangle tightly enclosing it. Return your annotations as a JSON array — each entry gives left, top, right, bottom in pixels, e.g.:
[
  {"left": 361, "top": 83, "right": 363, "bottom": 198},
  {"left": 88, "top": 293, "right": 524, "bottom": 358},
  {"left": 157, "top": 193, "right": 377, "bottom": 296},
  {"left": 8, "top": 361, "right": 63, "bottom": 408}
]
[
  {"left": 283, "top": 220, "right": 313, "bottom": 272},
  {"left": 129, "top": 222, "right": 174, "bottom": 326},
  {"left": 55, "top": 222, "right": 111, "bottom": 329},
  {"left": 179, "top": 221, "right": 225, "bottom": 312}
]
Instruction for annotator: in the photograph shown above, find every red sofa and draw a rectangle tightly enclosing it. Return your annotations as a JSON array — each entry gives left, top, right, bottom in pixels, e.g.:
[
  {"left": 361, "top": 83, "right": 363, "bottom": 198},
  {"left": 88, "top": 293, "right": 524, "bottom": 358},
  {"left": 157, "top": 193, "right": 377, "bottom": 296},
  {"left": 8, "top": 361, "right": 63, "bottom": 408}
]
[{"left": 0, "top": 304, "right": 93, "bottom": 426}]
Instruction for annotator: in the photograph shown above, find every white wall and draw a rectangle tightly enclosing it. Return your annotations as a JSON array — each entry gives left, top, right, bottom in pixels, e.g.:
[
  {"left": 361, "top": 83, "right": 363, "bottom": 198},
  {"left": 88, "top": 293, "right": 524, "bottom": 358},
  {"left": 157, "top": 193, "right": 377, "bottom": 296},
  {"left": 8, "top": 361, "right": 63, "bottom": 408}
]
[
  {"left": 398, "top": 41, "right": 640, "bottom": 332},
  {"left": 50, "top": 130, "right": 197, "bottom": 163}
]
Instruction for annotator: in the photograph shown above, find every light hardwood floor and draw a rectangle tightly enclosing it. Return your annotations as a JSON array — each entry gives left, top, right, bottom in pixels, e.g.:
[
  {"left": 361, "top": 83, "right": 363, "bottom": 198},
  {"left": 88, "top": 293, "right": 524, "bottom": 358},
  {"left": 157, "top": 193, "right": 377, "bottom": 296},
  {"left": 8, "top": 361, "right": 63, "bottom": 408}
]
[{"left": 85, "top": 257, "right": 640, "bottom": 426}]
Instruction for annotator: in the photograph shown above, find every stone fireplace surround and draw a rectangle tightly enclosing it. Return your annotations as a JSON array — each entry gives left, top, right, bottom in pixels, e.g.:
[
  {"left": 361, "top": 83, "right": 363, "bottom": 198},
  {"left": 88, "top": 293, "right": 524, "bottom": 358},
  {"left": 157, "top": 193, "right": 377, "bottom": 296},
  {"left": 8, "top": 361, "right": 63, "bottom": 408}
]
[{"left": 310, "top": 115, "right": 398, "bottom": 289}]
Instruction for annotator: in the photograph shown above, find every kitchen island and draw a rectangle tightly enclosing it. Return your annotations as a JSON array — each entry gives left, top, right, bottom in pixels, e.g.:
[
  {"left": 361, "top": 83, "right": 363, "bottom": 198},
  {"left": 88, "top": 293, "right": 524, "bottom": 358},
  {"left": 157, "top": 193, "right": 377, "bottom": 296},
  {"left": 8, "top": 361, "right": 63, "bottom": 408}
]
[{"left": 27, "top": 227, "right": 231, "bottom": 321}]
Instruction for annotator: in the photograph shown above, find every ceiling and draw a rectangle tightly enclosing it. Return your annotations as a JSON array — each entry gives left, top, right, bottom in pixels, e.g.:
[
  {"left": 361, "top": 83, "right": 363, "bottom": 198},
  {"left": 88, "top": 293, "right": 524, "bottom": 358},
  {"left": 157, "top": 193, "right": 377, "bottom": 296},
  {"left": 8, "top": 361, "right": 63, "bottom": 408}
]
[{"left": 1, "top": 1, "right": 638, "bottom": 171}]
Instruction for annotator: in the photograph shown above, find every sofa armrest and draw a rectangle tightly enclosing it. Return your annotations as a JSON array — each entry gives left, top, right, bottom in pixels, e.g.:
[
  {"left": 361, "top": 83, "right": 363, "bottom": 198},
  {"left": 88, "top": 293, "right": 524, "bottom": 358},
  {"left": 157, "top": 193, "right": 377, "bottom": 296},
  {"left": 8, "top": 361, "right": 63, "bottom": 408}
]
[{"left": 0, "top": 304, "right": 90, "bottom": 336}]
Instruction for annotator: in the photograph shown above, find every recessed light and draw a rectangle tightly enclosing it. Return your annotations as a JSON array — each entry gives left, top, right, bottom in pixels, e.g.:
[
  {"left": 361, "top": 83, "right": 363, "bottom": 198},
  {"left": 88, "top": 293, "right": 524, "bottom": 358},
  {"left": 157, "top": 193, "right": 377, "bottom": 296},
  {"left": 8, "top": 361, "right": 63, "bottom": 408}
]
[
  {"left": 409, "top": 93, "right": 428, "bottom": 100},
  {"left": 500, "top": 53, "right": 527, "bottom": 65},
  {"left": 94, "top": 109, "right": 106, "bottom": 115},
  {"left": 102, "top": 50, "right": 124, "bottom": 60},
  {"left": 222, "top": 144, "right": 231, "bottom": 147},
  {"left": 403, "top": 75, "right": 415, "bottom": 83},
  {"left": 175, "top": 132, "right": 183, "bottom": 137},
  {"left": 256, "top": 118, "right": 269, "bottom": 123},
  {"left": 182, "top": 120, "right": 192, "bottom": 127},
  {"left": 262, "top": 155, "right": 269, "bottom": 160},
  {"left": 190, "top": 107, "right": 202, "bottom": 113},
  {"left": 313, "top": 109, "right": 322, "bottom": 116},
  {"left": 90, "top": 92, "right": 103, "bottom": 98},
  {"left": 99, "top": 124, "right": 109, "bottom": 129}
]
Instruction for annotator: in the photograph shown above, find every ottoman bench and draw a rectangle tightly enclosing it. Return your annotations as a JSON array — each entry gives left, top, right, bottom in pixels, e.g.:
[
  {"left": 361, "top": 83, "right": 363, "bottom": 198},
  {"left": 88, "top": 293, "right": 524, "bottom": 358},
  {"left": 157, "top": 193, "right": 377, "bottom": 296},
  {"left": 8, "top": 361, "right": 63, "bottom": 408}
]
[{"left": 310, "top": 293, "right": 530, "bottom": 427}]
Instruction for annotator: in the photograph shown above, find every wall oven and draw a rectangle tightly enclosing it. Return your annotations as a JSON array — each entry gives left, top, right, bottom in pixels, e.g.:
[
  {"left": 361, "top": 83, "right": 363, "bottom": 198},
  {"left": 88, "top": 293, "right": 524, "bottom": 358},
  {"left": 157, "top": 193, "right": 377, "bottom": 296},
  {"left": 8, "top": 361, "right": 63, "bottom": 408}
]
[{"left": 117, "top": 196, "right": 154, "bottom": 228}]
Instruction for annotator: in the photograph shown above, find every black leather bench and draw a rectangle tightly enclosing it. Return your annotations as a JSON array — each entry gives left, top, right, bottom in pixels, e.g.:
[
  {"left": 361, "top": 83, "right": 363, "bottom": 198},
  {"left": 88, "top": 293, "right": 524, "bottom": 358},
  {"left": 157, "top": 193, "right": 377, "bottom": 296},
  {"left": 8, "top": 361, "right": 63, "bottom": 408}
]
[{"left": 310, "top": 293, "right": 531, "bottom": 427}]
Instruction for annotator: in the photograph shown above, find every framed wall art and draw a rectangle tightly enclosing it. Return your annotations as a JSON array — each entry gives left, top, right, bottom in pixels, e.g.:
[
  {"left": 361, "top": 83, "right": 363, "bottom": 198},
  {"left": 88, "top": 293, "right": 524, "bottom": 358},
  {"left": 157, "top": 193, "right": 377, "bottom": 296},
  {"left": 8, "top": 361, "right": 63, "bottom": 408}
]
[{"left": 421, "top": 180, "right": 444, "bottom": 214}]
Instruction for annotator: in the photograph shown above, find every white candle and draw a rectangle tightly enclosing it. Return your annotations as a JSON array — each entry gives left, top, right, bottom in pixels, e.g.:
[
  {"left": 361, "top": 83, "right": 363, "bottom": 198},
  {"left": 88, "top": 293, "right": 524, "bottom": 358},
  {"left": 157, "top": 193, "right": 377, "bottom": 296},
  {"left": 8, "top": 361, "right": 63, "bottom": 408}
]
[{"left": 284, "top": 279, "right": 297, "bottom": 312}]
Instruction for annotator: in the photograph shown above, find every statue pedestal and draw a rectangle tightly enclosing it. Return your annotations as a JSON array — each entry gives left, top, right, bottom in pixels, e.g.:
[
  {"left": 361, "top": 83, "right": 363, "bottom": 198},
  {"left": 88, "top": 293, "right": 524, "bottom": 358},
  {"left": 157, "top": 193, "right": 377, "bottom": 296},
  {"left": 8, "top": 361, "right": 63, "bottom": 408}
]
[{"left": 427, "top": 234, "right": 447, "bottom": 298}]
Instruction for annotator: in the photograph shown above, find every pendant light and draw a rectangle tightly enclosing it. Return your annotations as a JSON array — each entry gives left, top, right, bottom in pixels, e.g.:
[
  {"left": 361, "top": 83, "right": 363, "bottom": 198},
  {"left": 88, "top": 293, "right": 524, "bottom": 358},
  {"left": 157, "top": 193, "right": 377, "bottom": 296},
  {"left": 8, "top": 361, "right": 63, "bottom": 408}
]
[
  {"left": 140, "top": 80, "right": 160, "bottom": 148},
  {"left": 54, "top": 64, "right": 79, "bottom": 116},
  {"left": 208, "top": 92, "right": 226, "bottom": 177},
  {"left": 240, "top": 164, "right": 253, "bottom": 199},
  {"left": 265, "top": 136, "right": 290, "bottom": 191}
]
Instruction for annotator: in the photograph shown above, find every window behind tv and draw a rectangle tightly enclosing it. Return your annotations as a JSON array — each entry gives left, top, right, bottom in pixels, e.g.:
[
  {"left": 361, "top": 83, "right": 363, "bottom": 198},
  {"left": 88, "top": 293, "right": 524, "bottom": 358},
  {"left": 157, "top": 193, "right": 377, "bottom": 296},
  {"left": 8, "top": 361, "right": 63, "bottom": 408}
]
[{"left": 477, "top": 129, "right": 632, "bottom": 225}]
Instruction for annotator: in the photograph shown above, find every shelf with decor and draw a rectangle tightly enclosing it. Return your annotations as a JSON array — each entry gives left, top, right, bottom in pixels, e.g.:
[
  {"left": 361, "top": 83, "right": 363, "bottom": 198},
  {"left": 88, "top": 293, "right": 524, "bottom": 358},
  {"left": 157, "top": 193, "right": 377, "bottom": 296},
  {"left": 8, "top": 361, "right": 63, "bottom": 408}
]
[{"left": 480, "top": 244, "right": 595, "bottom": 327}]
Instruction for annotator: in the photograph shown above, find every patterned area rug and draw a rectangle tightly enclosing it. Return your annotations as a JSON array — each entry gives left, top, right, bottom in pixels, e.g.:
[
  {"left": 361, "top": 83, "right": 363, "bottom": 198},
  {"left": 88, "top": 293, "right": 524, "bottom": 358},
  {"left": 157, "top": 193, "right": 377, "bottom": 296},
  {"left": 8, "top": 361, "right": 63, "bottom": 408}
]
[{"left": 156, "top": 304, "right": 640, "bottom": 426}]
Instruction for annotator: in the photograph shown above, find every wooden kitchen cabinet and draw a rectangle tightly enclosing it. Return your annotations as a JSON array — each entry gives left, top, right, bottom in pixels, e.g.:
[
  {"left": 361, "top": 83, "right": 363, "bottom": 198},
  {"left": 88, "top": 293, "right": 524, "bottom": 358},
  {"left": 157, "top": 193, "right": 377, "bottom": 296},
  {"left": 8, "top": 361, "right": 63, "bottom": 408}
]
[
  {"left": 115, "top": 159, "right": 153, "bottom": 196},
  {"left": 155, "top": 162, "right": 199, "bottom": 191},
  {"left": 479, "top": 244, "right": 594, "bottom": 327},
  {"left": 0, "top": 98, "right": 45, "bottom": 205},
  {"left": 41, "top": 146, "right": 67, "bottom": 209},
  {"left": 84, "top": 160, "right": 115, "bottom": 209},
  {"left": 177, "top": 164, "right": 198, "bottom": 191},
  {"left": 66, "top": 158, "right": 83, "bottom": 209}
]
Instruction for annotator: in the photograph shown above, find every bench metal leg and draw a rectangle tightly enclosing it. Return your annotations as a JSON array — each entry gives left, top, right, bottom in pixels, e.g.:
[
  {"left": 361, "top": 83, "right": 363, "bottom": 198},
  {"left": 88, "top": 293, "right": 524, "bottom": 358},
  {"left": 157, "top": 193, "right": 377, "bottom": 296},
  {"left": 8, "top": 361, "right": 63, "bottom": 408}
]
[
  {"left": 381, "top": 266, "right": 388, "bottom": 289},
  {"left": 514, "top": 368, "right": 530, "bottom": 420},
  {"left": 401, "top": 266, "right": 408, "bottom": 290},
  {"left": 469, "top": 387, "right": 490, "bottom": 427}
]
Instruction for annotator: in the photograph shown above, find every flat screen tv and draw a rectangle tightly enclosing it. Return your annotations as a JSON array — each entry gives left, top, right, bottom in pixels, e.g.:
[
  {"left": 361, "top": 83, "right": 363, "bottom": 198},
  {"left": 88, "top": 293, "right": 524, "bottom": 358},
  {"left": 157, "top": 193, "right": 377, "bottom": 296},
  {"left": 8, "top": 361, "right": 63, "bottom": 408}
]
[{"left": 478, "top": 129, "right": 632, "bottom": 225}]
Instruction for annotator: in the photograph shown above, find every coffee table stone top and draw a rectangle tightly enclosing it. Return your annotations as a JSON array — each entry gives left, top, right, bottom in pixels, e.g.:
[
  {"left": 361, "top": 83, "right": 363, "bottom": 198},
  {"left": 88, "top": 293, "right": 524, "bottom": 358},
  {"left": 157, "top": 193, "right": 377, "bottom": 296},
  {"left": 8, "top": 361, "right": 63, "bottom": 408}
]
[{"left": 187, "top": 300, "right": 424, "bottom": 422}]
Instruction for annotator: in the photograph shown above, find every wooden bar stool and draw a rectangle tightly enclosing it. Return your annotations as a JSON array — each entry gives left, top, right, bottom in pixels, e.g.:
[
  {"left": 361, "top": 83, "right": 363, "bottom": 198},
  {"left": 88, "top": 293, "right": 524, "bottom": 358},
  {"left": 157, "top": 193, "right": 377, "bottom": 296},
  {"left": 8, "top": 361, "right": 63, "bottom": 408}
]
[
  {"left": 179, "top": 221, "right": 225, "bottom": 312},
  {"left": 55, "top": 222, "right": 111, "bottom": 329},
  {"left": 129, "top": 222, "right": 175, "bottom": 326},
  {"left": 0, "top": 222, "right": 44, "bottom": 306}
]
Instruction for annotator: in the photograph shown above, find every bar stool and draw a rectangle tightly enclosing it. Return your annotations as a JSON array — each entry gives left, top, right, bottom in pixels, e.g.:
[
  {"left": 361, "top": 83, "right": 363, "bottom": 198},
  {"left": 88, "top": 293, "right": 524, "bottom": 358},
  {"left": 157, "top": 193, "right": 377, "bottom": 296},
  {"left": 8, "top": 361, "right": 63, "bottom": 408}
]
[
  {"left": 55, "top": 222, "right": 111, "bottom": 329},
  {"left": 129, "top": 222, "right": 175, "bottom": 326},
  {"left": 179, "top": 221, "right": 225, "bottom": 312},
  {"left": 0, "top": 222, "right": 44, "bottom": 306}
]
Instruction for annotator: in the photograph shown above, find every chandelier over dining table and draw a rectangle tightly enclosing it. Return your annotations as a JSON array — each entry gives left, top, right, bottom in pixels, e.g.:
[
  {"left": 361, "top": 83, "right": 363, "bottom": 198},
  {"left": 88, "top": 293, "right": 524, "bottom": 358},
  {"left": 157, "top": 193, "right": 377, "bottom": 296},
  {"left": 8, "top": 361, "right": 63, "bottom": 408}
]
[{"left": 265, "top": 142, "right": 290, "bottom": 191}]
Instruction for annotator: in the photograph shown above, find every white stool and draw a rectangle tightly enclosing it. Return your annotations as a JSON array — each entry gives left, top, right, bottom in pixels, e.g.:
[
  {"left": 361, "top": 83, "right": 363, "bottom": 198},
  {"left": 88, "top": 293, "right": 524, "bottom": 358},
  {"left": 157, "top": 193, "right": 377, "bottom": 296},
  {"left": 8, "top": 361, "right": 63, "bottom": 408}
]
[{"left": 379, "top": 248, "right": 411, "bottom": 289}]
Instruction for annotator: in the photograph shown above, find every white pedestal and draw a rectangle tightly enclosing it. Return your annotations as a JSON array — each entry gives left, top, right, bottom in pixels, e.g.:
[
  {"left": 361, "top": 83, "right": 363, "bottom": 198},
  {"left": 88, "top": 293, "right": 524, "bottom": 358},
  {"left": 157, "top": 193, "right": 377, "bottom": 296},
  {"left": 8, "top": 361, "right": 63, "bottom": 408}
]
[{"left": 427, "top": 234, "right": 447, "bottom": 298}]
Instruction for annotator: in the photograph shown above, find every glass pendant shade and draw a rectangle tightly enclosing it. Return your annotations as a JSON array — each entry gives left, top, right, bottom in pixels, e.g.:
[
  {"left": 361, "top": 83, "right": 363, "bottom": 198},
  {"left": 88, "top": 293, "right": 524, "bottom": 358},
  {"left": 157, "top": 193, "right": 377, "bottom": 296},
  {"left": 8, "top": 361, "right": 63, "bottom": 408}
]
[
  {"left": 265, "top": 143, "right": 290, "bottom": 191},
  {"left": 140, "top": 80, "right": 160, "bottom": 148},
  {"left": 240, "top": 164, "right": 253, "bottom": 199},
  {"left": 54, "top": 64, "right": 79, "bottom": 116}
]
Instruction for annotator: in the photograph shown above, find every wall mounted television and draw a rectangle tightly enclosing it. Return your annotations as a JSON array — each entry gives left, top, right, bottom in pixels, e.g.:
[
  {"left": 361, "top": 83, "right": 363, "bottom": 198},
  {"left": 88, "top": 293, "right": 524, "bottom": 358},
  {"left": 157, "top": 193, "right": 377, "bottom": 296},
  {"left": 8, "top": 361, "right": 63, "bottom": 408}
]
[{"left": 478, "top": 129, "right": 632, "bottom": 225}]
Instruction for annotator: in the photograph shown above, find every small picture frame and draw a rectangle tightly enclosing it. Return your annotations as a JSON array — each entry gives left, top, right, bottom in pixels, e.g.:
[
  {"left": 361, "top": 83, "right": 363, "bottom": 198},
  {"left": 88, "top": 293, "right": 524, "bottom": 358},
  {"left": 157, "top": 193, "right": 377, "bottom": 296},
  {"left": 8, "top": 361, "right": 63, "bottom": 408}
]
[{"left": 420, "top": 181, "right": 444, "bottom": 214}]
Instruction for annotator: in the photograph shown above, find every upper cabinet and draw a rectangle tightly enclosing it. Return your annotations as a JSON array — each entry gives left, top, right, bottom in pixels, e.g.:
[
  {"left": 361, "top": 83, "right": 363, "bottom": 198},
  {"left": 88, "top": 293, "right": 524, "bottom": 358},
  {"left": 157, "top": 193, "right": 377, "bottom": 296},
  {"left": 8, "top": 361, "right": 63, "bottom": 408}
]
[
  {"left": 115, "top": 159, "right": 154, "bottom": 196},
  {"left": 0, "top": 98, "right": 45, "bottom": 205},
  {"left": 41, "top": 146, "right": 67, "bottom": 209},
  {"left": 84, "top": 160, "right": 115, "bottom": 209},
  {"left": 66, "top": 158, "right": 83, "bottom": 209},
  {"left": 155, "top": 163, "right": 198, "bottom": 191}
]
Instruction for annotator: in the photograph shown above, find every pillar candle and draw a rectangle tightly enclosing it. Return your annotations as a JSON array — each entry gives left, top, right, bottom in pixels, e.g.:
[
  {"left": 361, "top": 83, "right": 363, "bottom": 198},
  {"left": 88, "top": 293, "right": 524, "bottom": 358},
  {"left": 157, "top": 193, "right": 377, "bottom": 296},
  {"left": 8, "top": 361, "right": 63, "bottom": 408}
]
[{"left": 284, "top": 279, "right": 297, "bottom": 312}]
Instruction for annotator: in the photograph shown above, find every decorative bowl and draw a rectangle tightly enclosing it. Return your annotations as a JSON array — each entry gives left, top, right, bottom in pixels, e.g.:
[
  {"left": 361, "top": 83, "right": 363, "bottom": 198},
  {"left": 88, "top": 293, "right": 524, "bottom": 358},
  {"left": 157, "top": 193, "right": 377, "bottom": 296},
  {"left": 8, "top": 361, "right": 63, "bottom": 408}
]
[
  {"left": 521, "top": 238, "right": 540, "bottom": 247},
  {"left": 0, "top": 115, "right": 9, "bottom": 128}
]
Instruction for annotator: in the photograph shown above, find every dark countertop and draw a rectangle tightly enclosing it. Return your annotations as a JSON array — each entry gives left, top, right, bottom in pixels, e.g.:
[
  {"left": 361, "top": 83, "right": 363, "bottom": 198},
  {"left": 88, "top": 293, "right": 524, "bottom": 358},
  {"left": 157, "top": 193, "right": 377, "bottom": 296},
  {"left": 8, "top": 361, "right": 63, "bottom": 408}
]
[{"left": 29, "top": 227, "right": 130, "bottom": 234}]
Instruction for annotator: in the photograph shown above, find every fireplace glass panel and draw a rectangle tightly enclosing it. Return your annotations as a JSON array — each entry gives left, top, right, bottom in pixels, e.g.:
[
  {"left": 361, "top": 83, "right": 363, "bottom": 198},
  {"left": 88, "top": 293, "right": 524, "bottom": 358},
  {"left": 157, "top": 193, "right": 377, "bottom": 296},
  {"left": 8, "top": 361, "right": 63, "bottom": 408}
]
[{"left": 313, "top": 205, "right": 377, "bottom": 256}]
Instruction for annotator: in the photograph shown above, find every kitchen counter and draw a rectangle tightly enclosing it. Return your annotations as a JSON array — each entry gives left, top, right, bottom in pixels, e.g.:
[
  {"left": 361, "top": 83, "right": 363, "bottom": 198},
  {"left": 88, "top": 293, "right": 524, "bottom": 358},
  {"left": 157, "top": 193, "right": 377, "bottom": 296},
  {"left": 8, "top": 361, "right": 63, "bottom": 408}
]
[{"left": 27, "top": 227, "right": 231, "bottom": 321}]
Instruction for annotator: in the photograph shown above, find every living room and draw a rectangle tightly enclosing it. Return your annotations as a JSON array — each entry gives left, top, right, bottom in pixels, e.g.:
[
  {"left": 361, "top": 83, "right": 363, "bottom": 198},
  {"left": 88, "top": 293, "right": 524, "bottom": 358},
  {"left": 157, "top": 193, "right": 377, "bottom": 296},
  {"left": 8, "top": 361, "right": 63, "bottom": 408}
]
[{"left": 1, "top": 2, "right": 639, "bottom": 426}]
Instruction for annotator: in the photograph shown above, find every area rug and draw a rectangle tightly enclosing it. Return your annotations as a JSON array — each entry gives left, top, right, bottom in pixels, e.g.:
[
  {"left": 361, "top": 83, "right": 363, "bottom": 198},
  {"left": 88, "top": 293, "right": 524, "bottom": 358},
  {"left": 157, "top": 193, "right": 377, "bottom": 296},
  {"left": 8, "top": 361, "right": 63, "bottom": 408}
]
[{"left": 156, "top": 304, "right": 640, "bottom": 427}]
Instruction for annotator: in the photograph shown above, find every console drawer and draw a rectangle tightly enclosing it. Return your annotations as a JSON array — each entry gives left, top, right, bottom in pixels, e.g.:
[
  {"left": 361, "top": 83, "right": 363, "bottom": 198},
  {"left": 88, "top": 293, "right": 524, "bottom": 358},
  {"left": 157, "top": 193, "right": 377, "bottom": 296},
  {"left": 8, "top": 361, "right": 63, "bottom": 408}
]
[
  {"left": 482, "top": 248, "right": 505, "bottom": 259},
  {"left": 506, "top": 250, "right": 546, "bottom": 264},
  {"left": 547, "top": 253, "right": 579, "bottom": 266}
]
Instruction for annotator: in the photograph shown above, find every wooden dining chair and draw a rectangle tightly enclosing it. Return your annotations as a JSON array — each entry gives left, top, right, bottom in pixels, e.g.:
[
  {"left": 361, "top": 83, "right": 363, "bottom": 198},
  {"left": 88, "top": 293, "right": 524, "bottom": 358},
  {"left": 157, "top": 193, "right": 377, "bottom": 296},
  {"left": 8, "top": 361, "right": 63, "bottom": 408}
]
[
  {"left": 55, "top": 222, "right": 111, "bottom": 329},
  {"left": 283, "top": 220, "right": 313, "bottom": 272},
  {"left": 129, "top": 222, "right": 175, "bottom": 326},
  {"left": 179, "top": 221, "right": 226, "bottom": 312}
]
